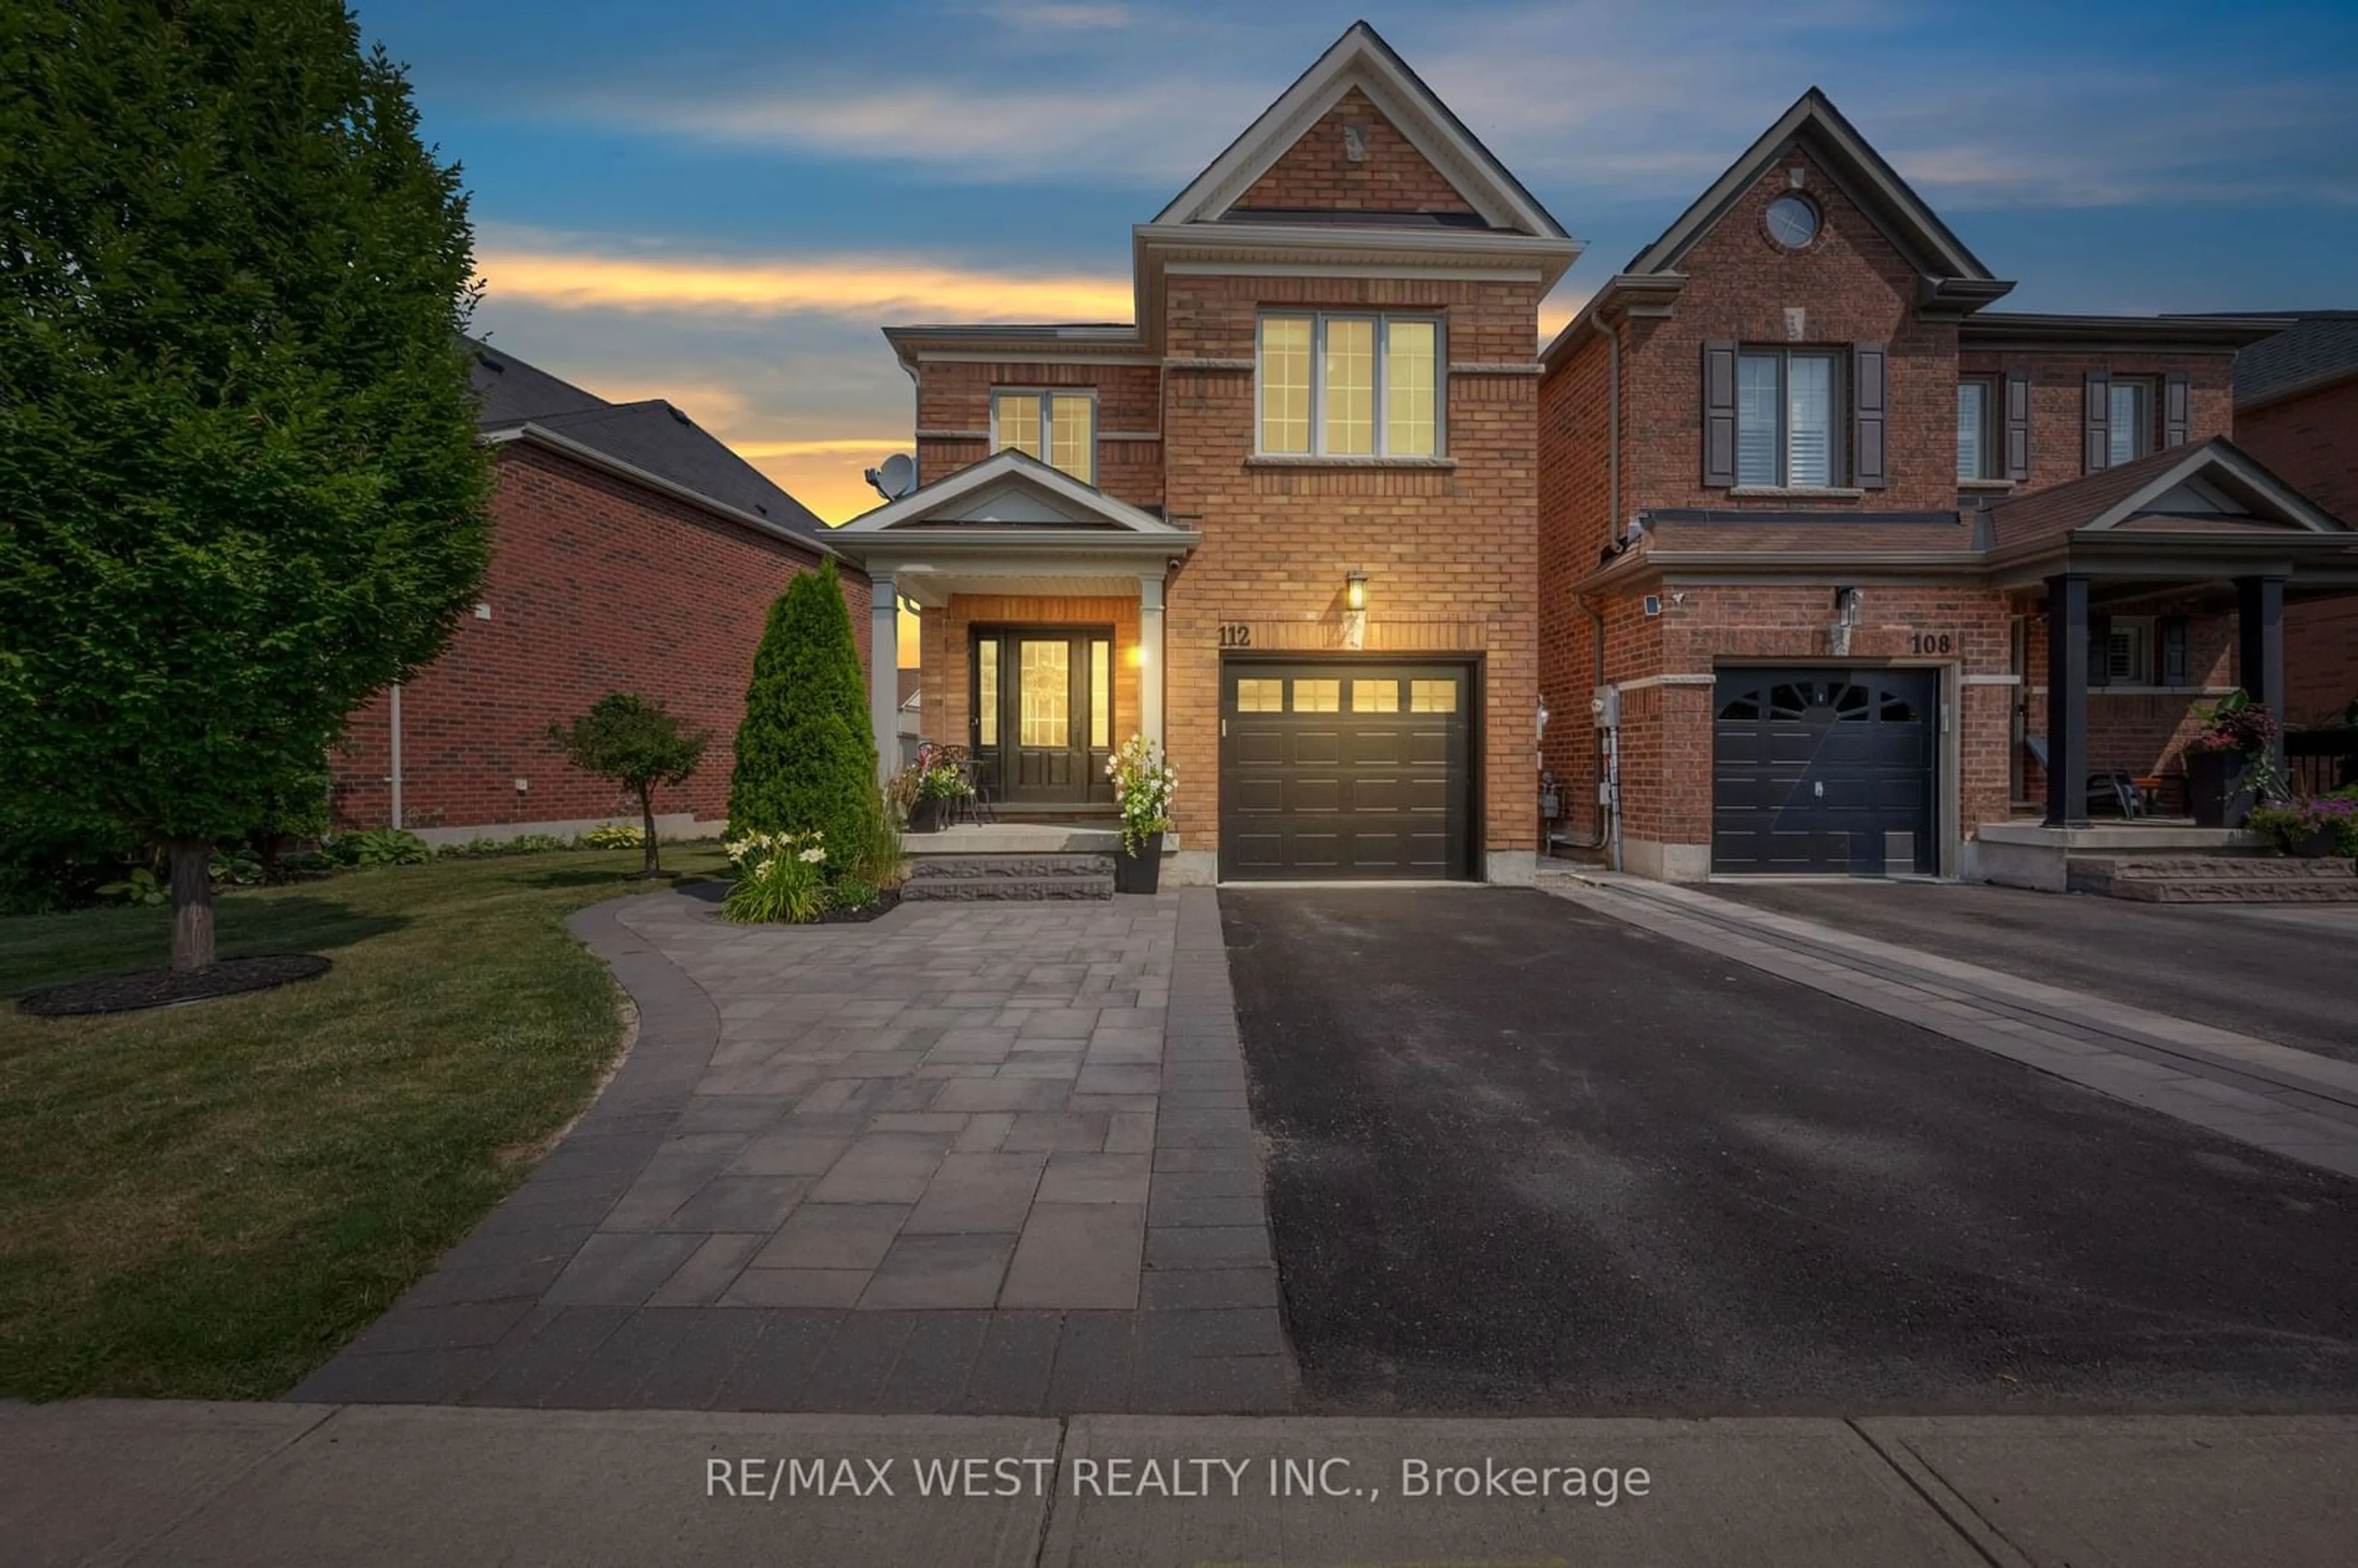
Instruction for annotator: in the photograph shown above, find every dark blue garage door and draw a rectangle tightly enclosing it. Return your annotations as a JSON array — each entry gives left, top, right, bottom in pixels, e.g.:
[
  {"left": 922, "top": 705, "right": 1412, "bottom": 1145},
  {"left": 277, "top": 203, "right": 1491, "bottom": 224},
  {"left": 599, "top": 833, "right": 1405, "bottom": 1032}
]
[{"left": 1713, "top": 669, "right": 1937, "bottom": 875}]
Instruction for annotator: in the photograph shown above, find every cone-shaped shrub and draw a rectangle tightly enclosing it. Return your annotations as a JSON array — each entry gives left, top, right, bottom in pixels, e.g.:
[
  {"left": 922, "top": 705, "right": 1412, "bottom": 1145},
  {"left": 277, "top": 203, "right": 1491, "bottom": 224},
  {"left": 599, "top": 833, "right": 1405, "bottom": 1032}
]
[{"left": 728, "top": 561, "right": 885, "bottom": 860}]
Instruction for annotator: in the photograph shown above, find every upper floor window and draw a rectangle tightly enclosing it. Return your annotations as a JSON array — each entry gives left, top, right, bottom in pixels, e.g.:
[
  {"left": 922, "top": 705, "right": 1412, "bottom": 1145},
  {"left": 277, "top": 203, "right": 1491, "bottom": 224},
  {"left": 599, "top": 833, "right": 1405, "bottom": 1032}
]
[
  {"left": 1258, "top": 313, "right": 1440, "bottom": 458},
  {"left": 1957, "top": 378, "right": 1995, "bottom": 481},
  {"left": 992, "top": 390, "right": 1094, "bottom": 484},
  {"left": 2107, "top": 379, "right": 2151, "bottom": 468},
  {"left": 1736, "top": 348, "right": 1839, "bottom": 487}
]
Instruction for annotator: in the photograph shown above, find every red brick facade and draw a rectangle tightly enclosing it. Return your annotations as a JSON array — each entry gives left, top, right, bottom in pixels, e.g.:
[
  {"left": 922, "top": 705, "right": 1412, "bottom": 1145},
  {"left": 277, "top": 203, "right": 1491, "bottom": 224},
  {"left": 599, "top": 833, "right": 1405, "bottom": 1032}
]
[
  {"left": 332, "top": 441, "right": 870, "bottom": 836},
  {"left": 889, "top": 64, "right": 1555, "bottom": 878},
  {"left": 1533, "top": 115, "right": 2312, "bottom": 879},
  {"left": 2238, "top": 375, "right": 2358, "bottom": 720}
]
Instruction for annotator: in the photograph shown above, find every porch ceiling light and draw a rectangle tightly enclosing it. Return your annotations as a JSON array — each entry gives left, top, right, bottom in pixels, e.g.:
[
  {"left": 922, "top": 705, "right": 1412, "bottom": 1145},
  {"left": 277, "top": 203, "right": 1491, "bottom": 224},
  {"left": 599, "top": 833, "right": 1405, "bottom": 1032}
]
[{"left": 1345, "top": 570, "right": 1368, "bottom": 613}]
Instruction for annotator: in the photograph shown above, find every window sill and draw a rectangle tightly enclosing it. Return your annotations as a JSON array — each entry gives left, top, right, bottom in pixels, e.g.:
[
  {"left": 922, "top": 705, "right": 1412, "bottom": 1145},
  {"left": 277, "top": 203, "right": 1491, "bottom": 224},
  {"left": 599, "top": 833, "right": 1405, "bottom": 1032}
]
[
  {"left": 1959, "top": 478, "right": 2017, "bottom": 493},
  {"left": 1727, "top": 484, "right": 1865, "bottom": 499},
  {"left": 1247, "top": 454, "right": 1457, "bottom": 470}
]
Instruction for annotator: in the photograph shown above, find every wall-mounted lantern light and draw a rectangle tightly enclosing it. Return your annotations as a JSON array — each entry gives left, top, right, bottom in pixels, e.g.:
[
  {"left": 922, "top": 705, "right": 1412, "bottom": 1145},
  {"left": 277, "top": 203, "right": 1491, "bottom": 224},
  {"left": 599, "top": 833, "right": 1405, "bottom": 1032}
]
[{"left": 1345, "top": 570, "right": 1368, "bottom": 613}]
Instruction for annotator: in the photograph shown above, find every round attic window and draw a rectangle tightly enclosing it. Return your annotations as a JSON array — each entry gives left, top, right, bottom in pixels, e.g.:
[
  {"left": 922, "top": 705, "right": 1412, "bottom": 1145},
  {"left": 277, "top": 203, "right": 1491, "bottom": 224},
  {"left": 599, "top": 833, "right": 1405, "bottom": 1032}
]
[{"left": 1766, "top": 193, "right": 1820, "bottom": 250}]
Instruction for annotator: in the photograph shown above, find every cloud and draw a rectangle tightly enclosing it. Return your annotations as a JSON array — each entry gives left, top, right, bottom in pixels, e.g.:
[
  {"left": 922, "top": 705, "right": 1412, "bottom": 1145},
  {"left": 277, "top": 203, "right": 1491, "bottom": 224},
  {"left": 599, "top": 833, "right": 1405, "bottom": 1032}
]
[{"left": 475, "top": 245, "right": 1134, "bottom": 323}]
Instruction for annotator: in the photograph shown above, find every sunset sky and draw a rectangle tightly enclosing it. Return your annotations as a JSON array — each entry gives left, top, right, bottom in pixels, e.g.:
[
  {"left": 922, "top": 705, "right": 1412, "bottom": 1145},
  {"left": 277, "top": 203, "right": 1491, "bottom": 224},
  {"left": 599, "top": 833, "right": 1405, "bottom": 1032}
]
[{"left": 358, "top": 0, "right": 2358, "bottom": 525}]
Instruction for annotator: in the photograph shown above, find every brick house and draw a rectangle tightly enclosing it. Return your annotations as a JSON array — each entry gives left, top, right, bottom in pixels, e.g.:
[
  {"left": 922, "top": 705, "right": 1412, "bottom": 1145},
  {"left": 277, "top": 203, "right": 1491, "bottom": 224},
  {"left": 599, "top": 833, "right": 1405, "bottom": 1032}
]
[
  {"left": 832, "top": 23, "right": 1577, "bottom": 885},
  {"left": 2228, "top": 312, "right": 2358, "bottom": 723},
  {"left": 332, "top": 341, "right": 869, "bottom": 842},
  {"left": 1535, "top": 90, "right": 2358, "bottom": 887}
]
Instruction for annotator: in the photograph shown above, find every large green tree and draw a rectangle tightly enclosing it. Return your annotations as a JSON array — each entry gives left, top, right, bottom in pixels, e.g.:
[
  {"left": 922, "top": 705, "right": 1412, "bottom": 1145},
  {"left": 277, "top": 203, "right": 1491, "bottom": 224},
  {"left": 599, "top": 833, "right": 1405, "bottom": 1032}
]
[
  {"left": 0, "top": 1, "right": 492, "bottom": 969},
  {"left": 729, "top": 561, "right": 886, "bottom": 859}
]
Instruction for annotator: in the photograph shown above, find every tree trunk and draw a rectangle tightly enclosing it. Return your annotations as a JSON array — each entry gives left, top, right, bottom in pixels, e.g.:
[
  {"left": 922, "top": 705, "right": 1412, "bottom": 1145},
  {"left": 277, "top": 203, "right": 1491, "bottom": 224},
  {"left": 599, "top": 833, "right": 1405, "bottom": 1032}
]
[
  {"left": 639, "top": 787, "right": 661, "bottom": 875},
  {"left": 166, "top": 836, "right": 215, "bottom": 971}
]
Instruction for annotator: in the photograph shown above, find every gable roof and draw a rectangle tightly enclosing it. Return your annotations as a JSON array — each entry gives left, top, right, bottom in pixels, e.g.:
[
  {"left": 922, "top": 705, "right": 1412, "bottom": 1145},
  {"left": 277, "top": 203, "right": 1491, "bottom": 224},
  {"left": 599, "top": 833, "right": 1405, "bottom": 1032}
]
[
  {"left": 467, "top": 339, "right": 832, "bottom": 546},
  {"left": 835, "top": 448, "right": 1195, "bottom": 537},
  {"left": 1153, "top": 20, "right": 1564, "bottom": 239},
  {"left": 1624, "top": 88, "right": 1997, "bottom": 289},
  {"left": 2219, "top": 310, "right": 2358, "bottom": 408},
  {"left": 1987, "top": 438, "right": 2348, "bottom": 548}
]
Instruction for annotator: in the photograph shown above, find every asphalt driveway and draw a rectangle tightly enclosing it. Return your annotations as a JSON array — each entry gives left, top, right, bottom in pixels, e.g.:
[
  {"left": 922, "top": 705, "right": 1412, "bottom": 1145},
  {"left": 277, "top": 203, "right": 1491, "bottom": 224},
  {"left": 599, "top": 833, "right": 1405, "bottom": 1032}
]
[
  {"left": 1705, "top": 880, "right": 2358, "bottom": 1063},
  {"left": 1219, "top": 886, "right": 2358, "bottom": 1416}
]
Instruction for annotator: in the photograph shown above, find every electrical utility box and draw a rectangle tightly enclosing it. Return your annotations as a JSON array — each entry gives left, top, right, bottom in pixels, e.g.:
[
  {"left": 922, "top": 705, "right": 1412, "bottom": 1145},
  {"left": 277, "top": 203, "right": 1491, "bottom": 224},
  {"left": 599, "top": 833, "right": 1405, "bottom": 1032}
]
[{"left": 1591, "top": 685, "right": 1621, "bottom": 729}]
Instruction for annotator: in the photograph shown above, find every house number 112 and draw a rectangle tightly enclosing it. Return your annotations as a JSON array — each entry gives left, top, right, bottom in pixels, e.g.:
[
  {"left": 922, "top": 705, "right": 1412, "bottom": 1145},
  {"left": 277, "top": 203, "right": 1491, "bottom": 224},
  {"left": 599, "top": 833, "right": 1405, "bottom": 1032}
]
[{"left": 1218, "top": 623, "right": 1253, "bottom": 648}]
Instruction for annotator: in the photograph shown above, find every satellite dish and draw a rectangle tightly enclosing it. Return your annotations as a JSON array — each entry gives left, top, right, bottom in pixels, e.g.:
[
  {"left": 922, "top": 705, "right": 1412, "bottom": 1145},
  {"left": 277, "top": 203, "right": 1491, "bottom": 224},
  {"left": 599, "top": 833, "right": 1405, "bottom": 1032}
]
[{"left": 866, "top": 452, "right": 916, "bottom": 502}]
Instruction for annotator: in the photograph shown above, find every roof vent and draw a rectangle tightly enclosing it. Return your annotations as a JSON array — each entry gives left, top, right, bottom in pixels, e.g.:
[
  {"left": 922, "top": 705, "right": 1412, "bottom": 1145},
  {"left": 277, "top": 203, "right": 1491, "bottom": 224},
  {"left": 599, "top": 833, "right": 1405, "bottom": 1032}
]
[
  {"left": 478, "top": 353, "right": 505, "bottom": 373},
  {"left": 666, "top": 404, "right": 693, "bottom": 425},
  {"left": 755, "top": 503, "right": 768, "bottom": 515}
]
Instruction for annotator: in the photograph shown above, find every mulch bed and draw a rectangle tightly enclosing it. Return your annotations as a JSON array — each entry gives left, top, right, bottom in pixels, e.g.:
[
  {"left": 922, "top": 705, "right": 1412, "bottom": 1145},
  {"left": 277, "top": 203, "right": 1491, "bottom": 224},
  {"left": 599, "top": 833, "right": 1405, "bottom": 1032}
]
[
  {"left": 816, "top": 887, "right": 903, "bottom": 925},
  {"left": 16, "top": 955, "right": 332, "bottom": 1017}
]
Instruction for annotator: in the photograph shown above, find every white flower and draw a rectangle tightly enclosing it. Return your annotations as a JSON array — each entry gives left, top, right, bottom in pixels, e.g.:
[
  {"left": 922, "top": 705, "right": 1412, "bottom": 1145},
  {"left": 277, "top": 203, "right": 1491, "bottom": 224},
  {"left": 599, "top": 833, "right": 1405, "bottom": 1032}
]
[{"left": 799, "top": 847, "right": 826, "bottom": 864}]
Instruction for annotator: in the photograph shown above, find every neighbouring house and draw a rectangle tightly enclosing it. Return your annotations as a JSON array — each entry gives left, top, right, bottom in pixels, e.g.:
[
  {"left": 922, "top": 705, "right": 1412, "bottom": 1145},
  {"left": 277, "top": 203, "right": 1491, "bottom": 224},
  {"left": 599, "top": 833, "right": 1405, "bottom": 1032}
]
[
  {"left": 332, "top": 341, "right": 870, "bottom": 842},
  {"left": 831, "top": 22, "right": 1578, "bottom": 884},
  {"left": 2224, "top": 311, "right": 2358, "bottom": 723},
  {"left": 1535, "top": 90, "right": 2358, "bottom": 887}
]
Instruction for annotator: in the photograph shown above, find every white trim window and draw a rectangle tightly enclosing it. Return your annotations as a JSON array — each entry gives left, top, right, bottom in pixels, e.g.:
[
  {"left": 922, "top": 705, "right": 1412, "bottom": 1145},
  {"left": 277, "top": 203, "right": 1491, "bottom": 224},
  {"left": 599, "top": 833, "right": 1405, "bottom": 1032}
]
[
  {"left": 1258, "top": 312, "right": 1442, "bottom": 457},
  {"left": 1736, "top": 348, "right": 1840, "bottom": 487},
  {"left": 992, "top": 389, "right": 1095, "bottom": 484},
  {"left": 1956, "top": 378, "right": 1995, "bottom": 481},
  {"left": 2106, "top": 379, "right": 2152, "bottom": 468},
  {"left": 2105, "top": 618, "right": 2153, "bottom": 685}
]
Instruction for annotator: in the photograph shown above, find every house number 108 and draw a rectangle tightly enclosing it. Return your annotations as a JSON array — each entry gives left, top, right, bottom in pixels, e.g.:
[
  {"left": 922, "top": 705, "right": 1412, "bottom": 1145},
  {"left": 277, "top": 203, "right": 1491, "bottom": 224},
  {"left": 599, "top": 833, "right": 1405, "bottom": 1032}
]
[{"left": 1909, "top": 632, "right": 1955, "bottom": 654}]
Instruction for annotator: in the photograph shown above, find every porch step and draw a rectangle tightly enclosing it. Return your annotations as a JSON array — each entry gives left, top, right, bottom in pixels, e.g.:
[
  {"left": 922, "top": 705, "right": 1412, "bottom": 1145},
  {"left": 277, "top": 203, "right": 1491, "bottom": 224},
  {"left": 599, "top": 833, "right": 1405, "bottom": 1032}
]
[
  {"left": 2068, "top": 853, "right": 2358, "bottom": 902},
  {"left": 901, "top": 854, "right": 1115, "bottom": 902}
]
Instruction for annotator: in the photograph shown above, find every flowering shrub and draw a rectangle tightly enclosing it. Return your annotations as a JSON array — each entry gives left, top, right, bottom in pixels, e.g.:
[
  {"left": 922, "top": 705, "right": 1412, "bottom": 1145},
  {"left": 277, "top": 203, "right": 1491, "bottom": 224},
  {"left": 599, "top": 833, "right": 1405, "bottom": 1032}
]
[
  {"left": 721, "top": 829, "right": 830, "bottom": 923},
  {"left": 578, "top": 823, "right": 645, "bottom": 850},
  {"left": 1106, "top": 734, "right": 1175, "bottom": 857},
  {"left": 2246, "top": 791, "right": 2358, "bottom": 856}
]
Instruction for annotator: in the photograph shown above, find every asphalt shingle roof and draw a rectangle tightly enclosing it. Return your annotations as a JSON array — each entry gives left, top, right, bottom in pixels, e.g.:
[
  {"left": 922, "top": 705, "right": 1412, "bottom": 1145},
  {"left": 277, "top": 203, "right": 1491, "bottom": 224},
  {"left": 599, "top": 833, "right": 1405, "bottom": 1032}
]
[
  {"left": 466, "top": 338, "right": 831, "bottom": 545},
  {"left": 2225, "top": 311, "right": 2358, "bottom": 406}
]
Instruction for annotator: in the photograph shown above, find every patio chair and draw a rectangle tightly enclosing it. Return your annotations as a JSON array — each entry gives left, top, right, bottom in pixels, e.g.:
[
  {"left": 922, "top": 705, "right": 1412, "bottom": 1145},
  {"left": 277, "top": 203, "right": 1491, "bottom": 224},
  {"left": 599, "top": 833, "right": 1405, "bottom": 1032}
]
[{"left": 953, "top": 758, "right": 995, "bottom": 827}]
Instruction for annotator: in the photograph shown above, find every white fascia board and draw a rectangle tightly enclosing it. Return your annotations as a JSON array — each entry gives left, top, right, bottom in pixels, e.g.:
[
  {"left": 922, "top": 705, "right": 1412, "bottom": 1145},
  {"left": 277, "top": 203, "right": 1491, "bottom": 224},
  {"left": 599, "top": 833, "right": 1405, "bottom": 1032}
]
[
  {"left": 835, "top": 449, "right": 1187, "bottom": 537},
  {"left": 483, "top": 424, "right": 848, "bottom": 565},
  {"left": 2082, "top": 443, "right": 2347, "bottom": 535}
]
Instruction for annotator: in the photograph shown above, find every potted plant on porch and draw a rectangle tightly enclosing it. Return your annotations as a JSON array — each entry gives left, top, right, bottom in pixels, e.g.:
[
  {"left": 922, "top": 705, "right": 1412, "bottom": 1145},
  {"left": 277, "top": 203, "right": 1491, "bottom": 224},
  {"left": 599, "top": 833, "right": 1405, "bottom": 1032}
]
[
  {"left": 1107, "top": 734, "right": 1175, "bottom": 894},
  {"left": 898, "top": 742, "right": 970, "bottom": 833},
  {"left": 2182, "top": 689, "right": 2282, "bottom": 829},
  {"left": 2246, "top": 791, "right": 2358, "bottom": 860}
]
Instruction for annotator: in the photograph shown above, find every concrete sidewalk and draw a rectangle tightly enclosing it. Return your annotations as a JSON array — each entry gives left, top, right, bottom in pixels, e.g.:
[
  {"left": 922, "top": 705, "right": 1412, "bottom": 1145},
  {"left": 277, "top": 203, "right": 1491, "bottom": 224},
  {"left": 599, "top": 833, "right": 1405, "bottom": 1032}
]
[{"left": 8, "top": 1400, "right": 2355, "bottom": 1567}]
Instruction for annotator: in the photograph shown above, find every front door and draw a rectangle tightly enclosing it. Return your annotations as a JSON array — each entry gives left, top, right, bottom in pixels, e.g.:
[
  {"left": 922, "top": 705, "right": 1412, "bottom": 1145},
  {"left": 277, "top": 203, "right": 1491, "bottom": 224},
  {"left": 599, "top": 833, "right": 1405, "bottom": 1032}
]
[{"left": 971, "top": 627, "right": 1114, "bottom": 805}]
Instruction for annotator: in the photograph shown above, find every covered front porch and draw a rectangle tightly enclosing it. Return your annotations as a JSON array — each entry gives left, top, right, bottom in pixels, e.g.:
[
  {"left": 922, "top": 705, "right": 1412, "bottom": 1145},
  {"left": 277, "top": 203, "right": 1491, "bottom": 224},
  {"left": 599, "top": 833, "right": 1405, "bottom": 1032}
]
[
  {"left": 828, "top": 449, "right": 1200, "bottom": 813},
  {"left": 1974, "top": 440, "right": 2358, "bottom": 891}
]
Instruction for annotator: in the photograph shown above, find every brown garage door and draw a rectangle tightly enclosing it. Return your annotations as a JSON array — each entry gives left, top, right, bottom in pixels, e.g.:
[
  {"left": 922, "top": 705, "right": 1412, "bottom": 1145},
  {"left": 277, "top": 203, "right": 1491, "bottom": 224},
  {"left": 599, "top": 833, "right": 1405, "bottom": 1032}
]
[{"left": 1218, "top": 661, "right": 1475, "bottom": 880}]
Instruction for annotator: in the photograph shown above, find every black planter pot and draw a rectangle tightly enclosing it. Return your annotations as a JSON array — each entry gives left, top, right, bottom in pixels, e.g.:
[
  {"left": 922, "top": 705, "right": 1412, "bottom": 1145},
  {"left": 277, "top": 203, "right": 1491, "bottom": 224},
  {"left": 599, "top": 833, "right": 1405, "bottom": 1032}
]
[
  {"left": 2186, "top": 748, "right": 2252, "bottom": 829},
  {"left": 908, "top": 797, "right": 949, "bottom": 834},
  {"left": 2282, "top": 825, "right": 2340, "bottom": 859},
  {"left": 1113, "top": 831, "right": 1163, "bottom": 894}
]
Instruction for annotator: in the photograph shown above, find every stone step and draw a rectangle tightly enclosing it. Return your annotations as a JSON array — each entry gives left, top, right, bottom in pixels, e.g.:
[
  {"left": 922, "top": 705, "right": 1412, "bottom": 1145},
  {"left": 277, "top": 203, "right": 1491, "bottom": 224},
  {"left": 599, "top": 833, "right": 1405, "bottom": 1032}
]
[
  {"left": 2103, "top": 876, "right": 2358, "bottom": 904},
  {"left": 901, "top": 853, "right": 1115, "bottom": 902},
  {"left": 2071, "top": 855, "right": 2358, "bottom": 882}
]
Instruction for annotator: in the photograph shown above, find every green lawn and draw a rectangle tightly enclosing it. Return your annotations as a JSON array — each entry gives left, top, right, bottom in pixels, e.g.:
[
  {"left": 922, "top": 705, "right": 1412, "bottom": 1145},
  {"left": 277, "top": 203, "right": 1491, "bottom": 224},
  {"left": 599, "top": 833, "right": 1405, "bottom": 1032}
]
[{"left": 0, "top": 847, "right": 725, "bottom": 1400}]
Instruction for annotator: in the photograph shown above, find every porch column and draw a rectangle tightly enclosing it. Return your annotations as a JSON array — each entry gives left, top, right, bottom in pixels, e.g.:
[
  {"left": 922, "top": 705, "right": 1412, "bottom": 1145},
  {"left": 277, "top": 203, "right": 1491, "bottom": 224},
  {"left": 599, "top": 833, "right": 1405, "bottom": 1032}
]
[
  {"left": 2237, "top": 573, "right": 2287, "bottom": 778},
  {"left": 2044, "top": 572, "right": 2091, "bottom": 828},
  {"left": 1137, "top": 572, "right": 1165, "bottom": 748},
  {"left": 869, "top": 571, "right": 898, "bottom": 784}
]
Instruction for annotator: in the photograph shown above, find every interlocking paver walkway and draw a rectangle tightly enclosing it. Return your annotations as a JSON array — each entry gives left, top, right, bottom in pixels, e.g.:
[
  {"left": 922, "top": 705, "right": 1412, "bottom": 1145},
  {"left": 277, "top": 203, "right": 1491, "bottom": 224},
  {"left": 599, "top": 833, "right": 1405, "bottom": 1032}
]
[{"left": 292, "top": 885, "right": 1293, "bottom": 1414}]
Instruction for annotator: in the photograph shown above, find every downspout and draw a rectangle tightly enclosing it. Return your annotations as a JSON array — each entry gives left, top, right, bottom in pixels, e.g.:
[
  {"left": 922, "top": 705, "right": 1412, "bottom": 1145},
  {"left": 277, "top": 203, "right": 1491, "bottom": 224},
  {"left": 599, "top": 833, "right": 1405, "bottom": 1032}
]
[
  {"left": 388, "top": 682, "right": 404, "bottom": 831},
  {"left": 1554, "top": 320, "right": 1623, "bottom": 859}
]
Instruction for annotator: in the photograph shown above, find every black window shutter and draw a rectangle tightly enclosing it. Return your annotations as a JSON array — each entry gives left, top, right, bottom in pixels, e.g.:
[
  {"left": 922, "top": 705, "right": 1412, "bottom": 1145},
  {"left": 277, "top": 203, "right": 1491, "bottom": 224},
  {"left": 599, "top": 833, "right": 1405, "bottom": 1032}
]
[
  {"left": 2003, "top": 370, "right": 2031, "bottom": 481},
  {"left": 2164, "top": 371, "right": 2190, "bottom": 448},
  {"left": 1852, "top": 343, "right": 1889, "bottom": 489},
  {"left": 2084, "top": 370, "right": 2111, "bottom": 472},
  {"left": 2160, "top": 615, "right": 2189, "bottom": 686},
  {"left": 2088, "top": 611, "right": 2113, "bottom": 688},
  {"left": 1702, "top": 341, "right": 1737, "bottom": 487}
]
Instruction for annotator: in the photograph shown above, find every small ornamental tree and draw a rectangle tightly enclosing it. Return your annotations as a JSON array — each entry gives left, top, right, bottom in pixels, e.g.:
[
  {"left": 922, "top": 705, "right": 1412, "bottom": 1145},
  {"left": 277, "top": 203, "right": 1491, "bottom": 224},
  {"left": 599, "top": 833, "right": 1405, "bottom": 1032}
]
[
  {"left": 548, "top": 693, "right": 710, "bottom": 875},
  {"left": 728, "top": 560, "right": 885, "bottom": 860},
  {"left": 0, "top": 0, "right": 492, "bottom": 969}
]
